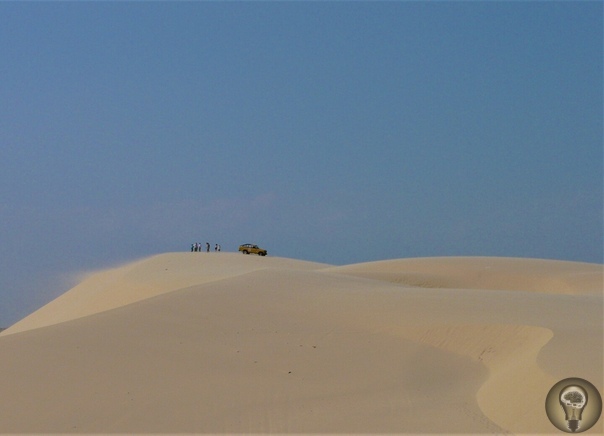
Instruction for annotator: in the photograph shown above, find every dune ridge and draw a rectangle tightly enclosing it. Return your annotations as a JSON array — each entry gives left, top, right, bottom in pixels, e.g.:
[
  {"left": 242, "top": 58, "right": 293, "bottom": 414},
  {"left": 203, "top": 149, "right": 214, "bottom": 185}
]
[
  {"left": 325, "top": 256, "right": 603, "bottom": 294},
  {"left": 0, "top": 253, "right": 601, "bottom": 433},
  {"left": 1, "top": 253, "right": 329, "bottom": 336}
]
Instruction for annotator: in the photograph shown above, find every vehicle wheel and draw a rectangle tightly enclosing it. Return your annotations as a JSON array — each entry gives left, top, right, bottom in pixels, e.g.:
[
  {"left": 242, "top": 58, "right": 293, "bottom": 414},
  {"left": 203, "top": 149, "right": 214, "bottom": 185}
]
[{"left": 243, "top": 250, "right": 249, "bottom": 254}]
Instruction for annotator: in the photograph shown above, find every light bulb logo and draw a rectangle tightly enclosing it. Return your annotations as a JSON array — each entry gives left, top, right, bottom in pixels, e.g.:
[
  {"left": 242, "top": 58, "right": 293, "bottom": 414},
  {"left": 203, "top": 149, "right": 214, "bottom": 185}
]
[
  {"left": 559, "top": 385, "right": 588, "bottom": 432},
  {"left": 546, "top": 377, "right": 602, "bottom": 433}
]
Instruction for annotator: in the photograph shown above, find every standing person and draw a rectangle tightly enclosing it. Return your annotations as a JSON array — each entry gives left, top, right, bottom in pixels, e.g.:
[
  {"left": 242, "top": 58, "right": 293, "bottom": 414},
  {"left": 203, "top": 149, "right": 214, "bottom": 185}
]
[
  {"left": 215, "top": 244, "right": 218, "bottom": 252},
  {"left": 191, "top": 243, "right": 195, "bottom": 252},
  {"left": 218, "top": 244, "right": 221, "bottom": 252},
  {"left": 206, "top": 242, "right": 210, "bottom": 253}
]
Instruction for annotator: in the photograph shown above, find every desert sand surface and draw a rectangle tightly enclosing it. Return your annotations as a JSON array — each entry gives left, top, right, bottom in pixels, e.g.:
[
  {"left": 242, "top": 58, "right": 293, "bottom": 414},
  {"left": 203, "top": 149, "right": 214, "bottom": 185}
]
[{"left": 0, "top": 252, "right": 602, "bottom": 434}]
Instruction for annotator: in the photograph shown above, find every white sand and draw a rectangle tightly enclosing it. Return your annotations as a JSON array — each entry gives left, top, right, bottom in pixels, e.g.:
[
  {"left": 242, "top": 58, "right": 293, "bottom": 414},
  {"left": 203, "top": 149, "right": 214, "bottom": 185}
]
[{"left": 0, "top": 253, "right": 601, "bottom": 433}]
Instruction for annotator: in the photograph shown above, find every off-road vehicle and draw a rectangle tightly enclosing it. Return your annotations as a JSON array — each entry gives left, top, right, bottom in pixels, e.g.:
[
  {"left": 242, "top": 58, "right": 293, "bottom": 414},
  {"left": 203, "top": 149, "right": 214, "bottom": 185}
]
[{"left": 238, "top": 244, "right": 267, "bottom": 256}]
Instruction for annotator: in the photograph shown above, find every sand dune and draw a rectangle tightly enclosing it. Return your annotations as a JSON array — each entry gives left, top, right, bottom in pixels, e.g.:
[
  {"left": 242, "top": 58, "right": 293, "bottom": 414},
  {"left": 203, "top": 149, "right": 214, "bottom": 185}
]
[
  {"left": 0, "top": 253, "right": 601, "bottom": 433},
  {"left": 325, "top": 256, "right": 603, "bottom": 294},
  {"left": 2, "top": 253, "right": 328, "bottom": 336}
]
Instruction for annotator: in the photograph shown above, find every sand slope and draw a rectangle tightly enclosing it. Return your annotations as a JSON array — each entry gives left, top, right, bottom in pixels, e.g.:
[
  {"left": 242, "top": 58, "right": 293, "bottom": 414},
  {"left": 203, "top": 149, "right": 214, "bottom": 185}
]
[
  {"left": 325, "top": 256, "right": 603, "bottom": 295},
  {"left": 2, "top": 253, "right": 329, "bottom": 336},
  {"left": 0, "top": 253, "right": 602, "bottom": 433}
]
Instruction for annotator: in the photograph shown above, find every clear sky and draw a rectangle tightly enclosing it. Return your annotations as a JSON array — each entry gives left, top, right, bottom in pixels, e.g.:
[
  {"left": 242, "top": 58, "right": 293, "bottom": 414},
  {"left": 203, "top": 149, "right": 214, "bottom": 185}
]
[{"left": 1, "top": 2, "right": 602, "bottom": 327}]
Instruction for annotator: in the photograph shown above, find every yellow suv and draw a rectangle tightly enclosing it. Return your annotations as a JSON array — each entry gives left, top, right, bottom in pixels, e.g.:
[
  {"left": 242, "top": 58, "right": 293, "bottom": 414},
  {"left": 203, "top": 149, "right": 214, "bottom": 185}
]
[{"left": 238, "top": 244, "right": 267, "bottom": 256}]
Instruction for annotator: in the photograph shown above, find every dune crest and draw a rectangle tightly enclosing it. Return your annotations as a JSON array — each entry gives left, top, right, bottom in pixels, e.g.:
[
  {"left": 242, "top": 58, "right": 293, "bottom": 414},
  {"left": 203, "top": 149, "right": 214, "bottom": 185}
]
[
  {"left": 326, "top": 256, "right": 603, "bottom": 294},
  {"left": 1, "top": 252, "right": 329, "bottom": 336}
]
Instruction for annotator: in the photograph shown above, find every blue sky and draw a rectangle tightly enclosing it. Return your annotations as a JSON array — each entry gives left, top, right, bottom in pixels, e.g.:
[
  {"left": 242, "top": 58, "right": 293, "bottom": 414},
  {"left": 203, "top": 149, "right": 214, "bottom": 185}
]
[{"left": 1, "top": 2, "right": 602, "bottom": 327}]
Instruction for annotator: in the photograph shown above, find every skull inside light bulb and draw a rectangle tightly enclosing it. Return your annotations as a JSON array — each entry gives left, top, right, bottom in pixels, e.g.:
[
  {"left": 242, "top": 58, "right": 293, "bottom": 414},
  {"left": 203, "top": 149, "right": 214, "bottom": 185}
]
[{"left": 559, "top": 385, "right": 588, "bottom": 432}]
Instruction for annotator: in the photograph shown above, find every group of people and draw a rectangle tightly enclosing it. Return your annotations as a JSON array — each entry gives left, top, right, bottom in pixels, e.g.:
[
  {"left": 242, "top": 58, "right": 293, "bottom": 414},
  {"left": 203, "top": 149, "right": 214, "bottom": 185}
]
[{"left": 191, "top": 242, "right": 221, "bottom": 252}]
